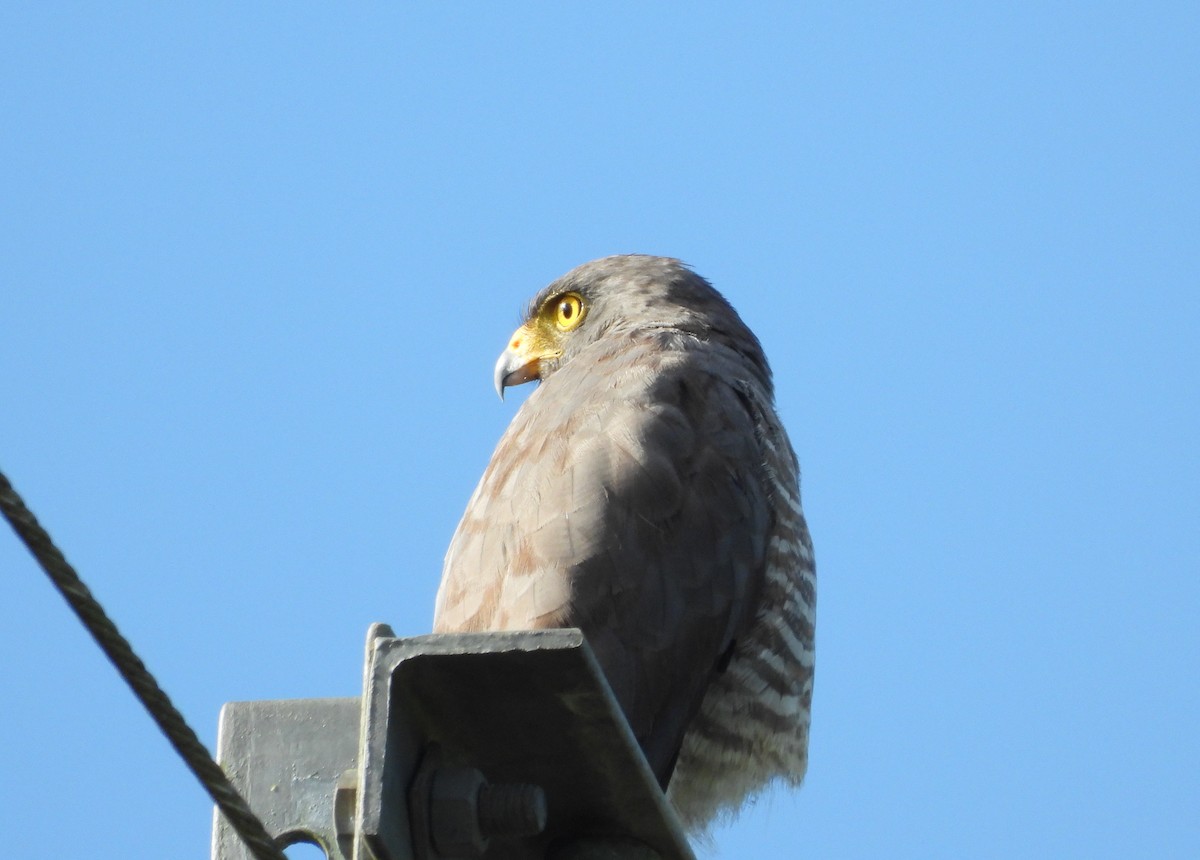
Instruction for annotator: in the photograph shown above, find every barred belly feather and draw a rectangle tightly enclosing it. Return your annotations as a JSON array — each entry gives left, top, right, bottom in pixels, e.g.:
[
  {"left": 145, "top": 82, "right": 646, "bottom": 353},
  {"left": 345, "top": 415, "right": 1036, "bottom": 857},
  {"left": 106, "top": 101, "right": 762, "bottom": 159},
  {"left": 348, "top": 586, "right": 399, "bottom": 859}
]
[{"left": 667, "top": 392, "right": 816, "bottom": 829}]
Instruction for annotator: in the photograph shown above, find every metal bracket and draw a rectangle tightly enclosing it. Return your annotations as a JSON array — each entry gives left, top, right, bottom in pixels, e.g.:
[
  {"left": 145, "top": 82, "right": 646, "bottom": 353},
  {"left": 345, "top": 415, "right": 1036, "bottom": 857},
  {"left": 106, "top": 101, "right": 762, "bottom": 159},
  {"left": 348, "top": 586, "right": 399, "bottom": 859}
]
[{"left": 211, "top": 625, "right": 695, "bottom": 860}]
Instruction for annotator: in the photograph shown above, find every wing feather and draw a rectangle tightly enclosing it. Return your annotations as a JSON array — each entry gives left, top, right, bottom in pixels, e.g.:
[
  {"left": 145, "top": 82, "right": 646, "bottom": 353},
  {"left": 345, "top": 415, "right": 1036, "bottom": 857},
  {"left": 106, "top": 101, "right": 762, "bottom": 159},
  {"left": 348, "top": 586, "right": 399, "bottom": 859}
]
[{"left": 436, "top": 334, "right": 772, "bottom": 784}]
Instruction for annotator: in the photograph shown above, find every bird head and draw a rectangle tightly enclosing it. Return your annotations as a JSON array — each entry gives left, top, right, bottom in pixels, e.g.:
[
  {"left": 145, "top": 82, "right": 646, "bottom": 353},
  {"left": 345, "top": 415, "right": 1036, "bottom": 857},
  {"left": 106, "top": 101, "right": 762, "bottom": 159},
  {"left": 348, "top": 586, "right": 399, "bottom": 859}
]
[
  {"left": 493, "top": 254, "right": 770, "bottom": 399},
  {"left": 492, "top": 287, "right": 588, "bottom": 398}
]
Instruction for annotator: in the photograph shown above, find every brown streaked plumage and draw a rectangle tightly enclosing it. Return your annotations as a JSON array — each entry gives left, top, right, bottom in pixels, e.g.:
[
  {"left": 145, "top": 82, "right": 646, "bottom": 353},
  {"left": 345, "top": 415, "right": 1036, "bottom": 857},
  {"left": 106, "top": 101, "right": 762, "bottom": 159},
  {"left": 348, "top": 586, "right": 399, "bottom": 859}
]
[{"left": 435, "top": 255, "right": 815, "bottom": 830}]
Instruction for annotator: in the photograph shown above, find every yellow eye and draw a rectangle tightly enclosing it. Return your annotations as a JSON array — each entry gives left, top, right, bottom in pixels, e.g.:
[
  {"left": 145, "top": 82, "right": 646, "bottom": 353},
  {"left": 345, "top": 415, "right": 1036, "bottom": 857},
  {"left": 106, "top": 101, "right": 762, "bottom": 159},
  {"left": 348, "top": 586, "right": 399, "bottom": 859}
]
[{"left": 553, "top": 292, "right": 585, "bottom": 331}]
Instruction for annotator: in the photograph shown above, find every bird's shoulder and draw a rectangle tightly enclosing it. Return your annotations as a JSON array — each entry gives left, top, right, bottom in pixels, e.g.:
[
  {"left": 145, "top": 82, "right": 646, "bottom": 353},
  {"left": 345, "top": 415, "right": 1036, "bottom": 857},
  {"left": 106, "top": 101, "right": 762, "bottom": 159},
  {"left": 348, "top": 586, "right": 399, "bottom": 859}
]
[{"left": 437, "top": 333, "right": 777, "bottom": 630}]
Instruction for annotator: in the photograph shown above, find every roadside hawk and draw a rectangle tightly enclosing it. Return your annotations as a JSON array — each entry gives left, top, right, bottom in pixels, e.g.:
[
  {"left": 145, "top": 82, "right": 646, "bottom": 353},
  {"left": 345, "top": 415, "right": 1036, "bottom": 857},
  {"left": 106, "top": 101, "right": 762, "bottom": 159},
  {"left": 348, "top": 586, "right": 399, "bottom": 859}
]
[{"left": 435, "top": 255, "right": 815, "bottom": 830}]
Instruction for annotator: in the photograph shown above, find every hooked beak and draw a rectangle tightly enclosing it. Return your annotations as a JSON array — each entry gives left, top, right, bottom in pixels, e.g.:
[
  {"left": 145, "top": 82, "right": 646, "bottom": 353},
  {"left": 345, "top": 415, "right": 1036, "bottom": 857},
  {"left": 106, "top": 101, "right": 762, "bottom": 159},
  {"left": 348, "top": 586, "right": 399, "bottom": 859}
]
[{"left": 493, "top": 324, "right": 553, "bottom": 400}]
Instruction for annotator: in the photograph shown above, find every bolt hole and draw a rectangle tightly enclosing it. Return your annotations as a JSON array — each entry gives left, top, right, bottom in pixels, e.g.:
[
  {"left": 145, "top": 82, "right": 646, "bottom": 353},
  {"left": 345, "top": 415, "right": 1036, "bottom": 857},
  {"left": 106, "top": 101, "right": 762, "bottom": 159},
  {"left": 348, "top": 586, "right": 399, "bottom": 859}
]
[{"left": 279, "top": 836, "right": 327, "bottom": 859}]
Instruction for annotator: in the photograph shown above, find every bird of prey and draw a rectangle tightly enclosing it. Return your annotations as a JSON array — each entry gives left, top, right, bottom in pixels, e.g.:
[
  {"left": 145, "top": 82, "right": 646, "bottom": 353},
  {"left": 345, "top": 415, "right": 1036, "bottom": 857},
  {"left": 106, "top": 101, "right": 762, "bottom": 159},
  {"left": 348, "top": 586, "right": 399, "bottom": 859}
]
[{"left": 435, "top": 255, "right": 815, "bottom": 830}]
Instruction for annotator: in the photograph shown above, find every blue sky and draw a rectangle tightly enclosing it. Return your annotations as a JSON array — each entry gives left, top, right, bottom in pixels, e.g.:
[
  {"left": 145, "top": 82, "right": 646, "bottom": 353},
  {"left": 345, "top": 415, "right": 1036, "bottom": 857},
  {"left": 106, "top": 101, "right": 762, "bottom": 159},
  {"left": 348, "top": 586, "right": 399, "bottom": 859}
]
[{"left": 2, "top": 5, "right": 1197, "bottom": 858}]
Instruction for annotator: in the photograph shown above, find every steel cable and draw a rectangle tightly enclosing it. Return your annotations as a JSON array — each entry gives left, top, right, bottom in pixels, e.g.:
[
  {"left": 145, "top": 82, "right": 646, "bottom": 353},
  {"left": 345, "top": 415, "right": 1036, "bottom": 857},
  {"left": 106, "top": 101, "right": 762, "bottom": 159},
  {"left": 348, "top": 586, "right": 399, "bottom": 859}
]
[{"left": 0, "top": 470, "right": 288, "bottom": 860}]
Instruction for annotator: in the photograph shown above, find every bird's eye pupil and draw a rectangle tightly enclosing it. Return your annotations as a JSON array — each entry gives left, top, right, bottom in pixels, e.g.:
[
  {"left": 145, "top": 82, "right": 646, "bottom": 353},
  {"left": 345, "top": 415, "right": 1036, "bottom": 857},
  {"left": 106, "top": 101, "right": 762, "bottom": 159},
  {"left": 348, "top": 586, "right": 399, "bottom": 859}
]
[{"left": 560, "top": 301, "right": 573, "bottom": 319}]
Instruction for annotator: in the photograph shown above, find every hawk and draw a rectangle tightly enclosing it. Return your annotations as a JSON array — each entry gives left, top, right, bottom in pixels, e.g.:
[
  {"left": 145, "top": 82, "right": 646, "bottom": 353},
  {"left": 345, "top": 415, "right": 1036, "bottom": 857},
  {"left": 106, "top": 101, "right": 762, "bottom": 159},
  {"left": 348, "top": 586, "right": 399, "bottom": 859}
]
[{"left": 435, "top": 255, "right": 815, "bottom": 830}]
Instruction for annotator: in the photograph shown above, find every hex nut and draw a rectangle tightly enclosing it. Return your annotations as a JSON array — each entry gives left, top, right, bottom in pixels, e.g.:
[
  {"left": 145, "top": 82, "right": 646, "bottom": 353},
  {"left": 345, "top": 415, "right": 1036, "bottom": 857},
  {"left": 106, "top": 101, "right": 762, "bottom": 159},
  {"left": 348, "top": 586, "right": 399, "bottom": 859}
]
[{"left": 430, "top": 766, "right": 488, "bottom": 858}]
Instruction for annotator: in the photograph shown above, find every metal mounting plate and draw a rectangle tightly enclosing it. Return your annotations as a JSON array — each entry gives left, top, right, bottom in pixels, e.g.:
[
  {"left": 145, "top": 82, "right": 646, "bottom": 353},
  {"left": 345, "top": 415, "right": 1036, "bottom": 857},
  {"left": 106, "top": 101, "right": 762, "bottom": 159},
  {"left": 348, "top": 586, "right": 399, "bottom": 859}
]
[
  {"left": 359, "top": 629, "right": 693, "bottom": 860},
  {"left": 212, "top": 697, "right": 360, "bottom": 859}
]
